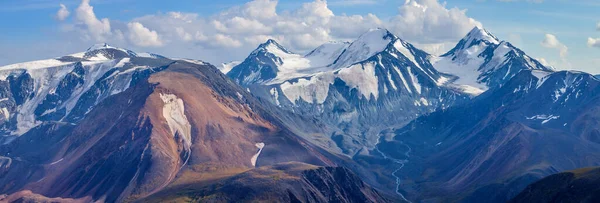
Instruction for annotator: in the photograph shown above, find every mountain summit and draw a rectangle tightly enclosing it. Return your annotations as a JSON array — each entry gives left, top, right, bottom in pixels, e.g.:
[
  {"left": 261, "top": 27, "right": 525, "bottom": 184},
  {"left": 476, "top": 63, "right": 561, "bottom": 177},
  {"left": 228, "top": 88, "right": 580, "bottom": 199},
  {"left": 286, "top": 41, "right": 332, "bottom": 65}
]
[
  {"left": 226, "top": 28, "right": 469, "bottom": 155},
  {"left": 432, "top": 26, "right": 553, "bottom": 94},
  {"left": 0, "top": 45, "right": 359, "bottom": 202}
]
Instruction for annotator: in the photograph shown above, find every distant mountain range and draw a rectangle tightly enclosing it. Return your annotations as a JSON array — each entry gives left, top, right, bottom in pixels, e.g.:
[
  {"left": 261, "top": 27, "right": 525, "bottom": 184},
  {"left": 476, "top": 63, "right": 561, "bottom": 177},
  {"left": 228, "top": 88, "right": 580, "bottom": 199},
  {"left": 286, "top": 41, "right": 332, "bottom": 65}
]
[
  {"left": 0, "top": 26, "right": 598, "bottom": 203},
  {"left": 376, "top": 69, "right": 600, "bottom": 201},
  {"left": 226, "top": 27, "right": 553, "bottom": 156}
]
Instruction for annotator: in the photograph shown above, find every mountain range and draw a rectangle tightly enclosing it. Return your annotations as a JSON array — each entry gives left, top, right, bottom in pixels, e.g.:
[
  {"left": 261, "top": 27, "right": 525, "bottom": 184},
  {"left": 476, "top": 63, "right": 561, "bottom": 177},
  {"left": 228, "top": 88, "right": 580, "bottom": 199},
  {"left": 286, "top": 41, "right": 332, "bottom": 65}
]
[
  {"left": 0, "top": 26, "right": 597, "bottom": 203},
  {"left": 226, "top": 27, "right": 553, "bottom": 156}
]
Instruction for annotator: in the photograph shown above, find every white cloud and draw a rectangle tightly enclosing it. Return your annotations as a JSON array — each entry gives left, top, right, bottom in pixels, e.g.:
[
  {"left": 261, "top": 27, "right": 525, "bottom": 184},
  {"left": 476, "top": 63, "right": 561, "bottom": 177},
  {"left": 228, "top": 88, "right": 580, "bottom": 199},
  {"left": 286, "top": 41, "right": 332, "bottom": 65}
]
[
  {"left": 497, "top": 0, "right": 544, "bottom": 3},
  {"left": 596, "top": 21, "right": 600, "bottom": 31},
  {"left": 541, "top": 34, "right": 568, "bottom": 58},
  {"left": 330, "top": 13, "right": 383, "bottom": 39},
  {"left": 127, "top": 22, "right": 163, "bottom": 47},
  {"left": 176, "top": 27, "right": 193, "bottom": 42},
  {"left": 588, "top": 37, "right": 600, "bottom": 48},
  {"left": 210, "top": 34, "right": 243, "bottom": 48},
  {"left": 540, "top": 34, "right": 572, "bottom": 70},
  {"left": 220, "top": 0, "right": 278, "bottom": 20},
  {"left": 213, "top": 17, "right": 272, "bottom": 34},
  {"left": 328, "top": 0, "right": 379, "bottom": 6},
  {"left": 56, "top": 4, "right": 70, "bottom": 21},
  {"left": 388, "top": 0, "right": 482, "bottom": 44},
  {"left": 75, "top": 0, "right": 111, "bottom": 41},
  {"left": 55, "top": 0, "right": 482, "bottom": 65}
]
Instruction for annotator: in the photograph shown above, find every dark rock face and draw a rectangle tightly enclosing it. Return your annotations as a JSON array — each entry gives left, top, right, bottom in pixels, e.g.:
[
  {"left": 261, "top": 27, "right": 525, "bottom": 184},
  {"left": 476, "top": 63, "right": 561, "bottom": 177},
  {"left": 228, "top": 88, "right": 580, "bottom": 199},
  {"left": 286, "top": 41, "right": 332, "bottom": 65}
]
[
  {"left": 8, "top": 73, "right": 35, "bottom": 106},
  {"left": 376, "top": 70, "right": 600, "bottom": 202},
  {"left": 510, "top": 167, "right": 600, "bottom": 203},
  {"left": 35, "top": 62, "right": 86, "bottom": 121},
  {"left": 227, "top": 40, "right": 283, "bottom": 86}
]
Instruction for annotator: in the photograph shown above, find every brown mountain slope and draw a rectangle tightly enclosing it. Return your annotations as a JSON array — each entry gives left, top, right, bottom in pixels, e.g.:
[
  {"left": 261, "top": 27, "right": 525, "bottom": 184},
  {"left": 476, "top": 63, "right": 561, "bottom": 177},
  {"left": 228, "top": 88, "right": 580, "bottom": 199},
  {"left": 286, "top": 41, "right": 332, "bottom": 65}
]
[{"left": 0, "top": 61, "right": 338, "bottom": 202}]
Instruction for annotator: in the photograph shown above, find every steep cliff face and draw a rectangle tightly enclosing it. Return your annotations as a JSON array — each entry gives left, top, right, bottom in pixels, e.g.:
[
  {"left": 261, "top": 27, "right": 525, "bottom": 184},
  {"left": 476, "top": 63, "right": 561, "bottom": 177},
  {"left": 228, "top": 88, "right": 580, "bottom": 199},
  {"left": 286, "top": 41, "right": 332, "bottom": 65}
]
[
  {"left": 510, "top": 167, "right": 600, "bottom": 203},
  {"left": 142, "top": 162, "right": 394, "bottom": 203}
]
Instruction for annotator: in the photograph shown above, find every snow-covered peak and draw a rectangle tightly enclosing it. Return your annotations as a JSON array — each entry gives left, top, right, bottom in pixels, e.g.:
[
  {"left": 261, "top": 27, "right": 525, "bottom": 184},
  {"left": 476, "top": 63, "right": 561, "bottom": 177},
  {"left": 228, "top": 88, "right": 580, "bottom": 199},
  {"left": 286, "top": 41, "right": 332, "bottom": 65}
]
[
  {"left": 251, "top": 39, "right": 293, "bottom": 56},
  {"left": 83, "top": 43, "right": 137, "bottom": 60},
  {"left": 86, "top": 43, "right": 113, "bottom": 52},
  {"left": 465, "top": 26, "right": 500, "bottom": 45},
  {"left": 433, "top": 27, "right": 554, "bottom": 95},
  {"left": 304, "top": 41, "right": 350, "bottom": 67},
  {"left": 442, "top": 26, "right": 499, "bottom": 58},
  {"left": 332, "top": 28, "right": 397, "bottom": 68},
  {"left": 80, "top": 44, "right": 166, "bottom": 60},
  {"left": 305, "top": 41, "right": 350, "bottom": 58}
]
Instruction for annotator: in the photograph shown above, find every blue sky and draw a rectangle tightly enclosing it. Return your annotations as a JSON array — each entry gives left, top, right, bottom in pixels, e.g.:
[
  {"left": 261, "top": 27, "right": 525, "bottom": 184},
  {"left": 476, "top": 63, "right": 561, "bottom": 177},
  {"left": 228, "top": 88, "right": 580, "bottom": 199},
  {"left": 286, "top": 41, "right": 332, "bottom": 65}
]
[{"left": 0, "top": 0, "right": 598, "bottom": 74}]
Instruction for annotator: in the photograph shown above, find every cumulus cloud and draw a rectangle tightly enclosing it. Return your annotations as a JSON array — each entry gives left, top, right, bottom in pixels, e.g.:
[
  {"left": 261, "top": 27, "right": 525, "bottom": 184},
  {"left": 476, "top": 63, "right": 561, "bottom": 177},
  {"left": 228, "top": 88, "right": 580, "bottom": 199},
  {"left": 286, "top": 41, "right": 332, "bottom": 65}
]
[
  {"left": 540, "top": 34, "right": 572, "bottom": 69},
  {"left": 56, "top": 0, "right": 483, "bottom": 64},
  {"left": 127, "top": 22, "right": 163, "bottom": 47},
  {"left": 328, "top": 0, "right": 379, "bottom": 6},
  {"left": 497, "top": 0, "right": 544, "bottom": 3},
  {"left": 588, "top": 38, "right": 600, "bottom": 48},
  {"left": 596, "top": 21, "right": 600, "bottom": 31},
  {"left": 75, "top": 0, "right": 111, "bottom": 41},
  {"left": 541, "top": 34, "right": 568, "bottom": 58},
  {"left": 388, "top": 0, "right": 482, "bottom": 44},
  {"left": 210, "top": 34, "right": 243, "bottom": 48},
  {"left": 56, "top": 4, "right": 70, "bottom": 21},
  {"left": 175, "top": 27, "right": 193, "bottom": 41}
]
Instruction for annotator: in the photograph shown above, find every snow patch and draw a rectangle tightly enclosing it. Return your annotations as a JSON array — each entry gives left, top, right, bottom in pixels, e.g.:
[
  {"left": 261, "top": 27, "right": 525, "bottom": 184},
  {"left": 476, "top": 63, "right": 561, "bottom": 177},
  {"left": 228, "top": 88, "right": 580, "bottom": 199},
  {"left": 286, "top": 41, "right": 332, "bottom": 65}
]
[
  {"left": 305, "top": 41, "right": 349, "bottom": 67},
  {"left": 393, "top": 40, "right": 421, "bottom": 70},
  {"left": 0, "top": 108, "right": 9, "bottom": 120},
  {"left": 270, "top": 88, "right": 280, "bottom": 106},
  {"left": 280, "top": 75, "right": 331, "bottom": 104},
  {"left": 160, "top": 93, "right": 192, "bottom": 149},
  {"left": 526, "top": 114, "right": 560, "bottom": 124},
  {"left": 337, "top": 62, "right": 380, "bottom": 99},
  {"left": 250, "top": 142, "right": 265, "bottom": 167},
  {"left": 48, "top": 158, "right": 64, "bottom": 165}
]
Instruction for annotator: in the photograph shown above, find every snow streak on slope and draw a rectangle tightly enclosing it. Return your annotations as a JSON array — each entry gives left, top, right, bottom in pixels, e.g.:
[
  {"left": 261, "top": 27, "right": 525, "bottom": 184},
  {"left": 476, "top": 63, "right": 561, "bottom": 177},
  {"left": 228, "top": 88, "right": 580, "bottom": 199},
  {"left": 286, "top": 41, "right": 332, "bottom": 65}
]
[{"left": 250, "top": 142, "right": 265, "bottom": 167}]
